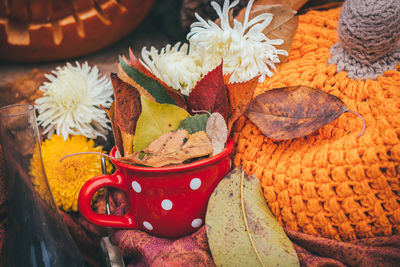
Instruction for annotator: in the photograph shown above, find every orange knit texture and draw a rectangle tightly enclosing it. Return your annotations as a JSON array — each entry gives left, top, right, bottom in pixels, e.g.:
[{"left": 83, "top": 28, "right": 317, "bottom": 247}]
[{"left": 233, "top": 7, "right": 400, "bottom": 241}]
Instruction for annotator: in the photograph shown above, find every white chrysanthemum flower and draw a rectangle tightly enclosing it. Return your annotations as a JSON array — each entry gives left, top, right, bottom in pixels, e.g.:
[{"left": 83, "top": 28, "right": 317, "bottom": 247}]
[
  {"left": 188, "top": 0, "right": 288, "bottom": 82},
  {"left": 35, "top": 62, "right": 113, "bottom": 140},
  {"left": 140, "top": 42, "right": 203, "bottom": 96}
]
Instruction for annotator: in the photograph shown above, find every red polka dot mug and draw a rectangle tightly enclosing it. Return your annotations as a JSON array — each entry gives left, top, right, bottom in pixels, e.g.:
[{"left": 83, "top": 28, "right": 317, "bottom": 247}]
[{"left": 78, "top": 138, "right": 233, "bottom": 238}]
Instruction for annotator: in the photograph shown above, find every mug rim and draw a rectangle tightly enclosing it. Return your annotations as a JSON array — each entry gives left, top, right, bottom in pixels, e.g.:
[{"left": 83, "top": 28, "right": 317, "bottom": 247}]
[{"left": 109, "top": 137, "right": 234, "bottom": 173}]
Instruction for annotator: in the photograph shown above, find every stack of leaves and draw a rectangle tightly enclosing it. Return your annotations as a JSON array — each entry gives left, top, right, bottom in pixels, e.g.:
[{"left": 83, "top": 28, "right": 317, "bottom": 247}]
[{"left": 104, "top": 57, "right": 259, "bottom": 168}]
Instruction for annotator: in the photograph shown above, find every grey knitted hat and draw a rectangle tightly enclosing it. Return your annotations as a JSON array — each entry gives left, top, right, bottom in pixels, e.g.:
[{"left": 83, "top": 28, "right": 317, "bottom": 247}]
[{"left": 328, "top": 0, "right": 400, "bottom": 80}]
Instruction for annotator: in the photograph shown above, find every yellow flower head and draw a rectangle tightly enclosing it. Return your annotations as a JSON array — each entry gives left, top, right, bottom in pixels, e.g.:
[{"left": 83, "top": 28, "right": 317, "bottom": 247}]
[{"left": 33, "top": 134, "right": 112, "bottom": 211}]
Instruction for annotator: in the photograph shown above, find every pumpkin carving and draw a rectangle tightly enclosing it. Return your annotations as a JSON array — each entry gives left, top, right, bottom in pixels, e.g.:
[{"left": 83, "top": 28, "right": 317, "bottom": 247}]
[{"left": 0, "top": 0, "right": 155, "bottom": 62}]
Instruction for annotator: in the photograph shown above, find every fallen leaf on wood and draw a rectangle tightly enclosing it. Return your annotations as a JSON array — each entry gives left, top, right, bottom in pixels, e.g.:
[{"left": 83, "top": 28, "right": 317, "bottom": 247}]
[
  {"left": 206, "top": 113, "right": 228, "bottom": 156},
  {"left": 245, "top": 85, "right": 350, "bottom": 139},
  {"left": 0, "top": 69, "right": 46, "bottom": 107},
  {"left": 206, "top": 167, "right": 299, "bottom": 267},
  {"left": 236, "top": 3, "right": 298, "bottom": 63},
  {"left": 226, "top": 76, "right": 259, "bottom": 133},
  {"left": 187, "top": 63, "right": 229, "bottom": 121},
  {"left": 120, "top": 56, "right": 187, "bottom": 109},
  {"left": 110, "top": 73, "right": 142, "bottom": 156},
  {"left": 123, "top": 130, "right": 213, "bottom": 167},
  {"left": 179, "top": 113, "right": 210, "bottom": 134},
  {"left": 134, "top": 96, "right": 189, "bottom": 152}
]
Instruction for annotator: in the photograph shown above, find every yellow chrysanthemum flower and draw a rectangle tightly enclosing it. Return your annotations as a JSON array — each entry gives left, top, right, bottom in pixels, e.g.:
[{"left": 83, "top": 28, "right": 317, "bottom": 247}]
[{"left": 32, "top": 134, "right": 112, "bottom": 212}]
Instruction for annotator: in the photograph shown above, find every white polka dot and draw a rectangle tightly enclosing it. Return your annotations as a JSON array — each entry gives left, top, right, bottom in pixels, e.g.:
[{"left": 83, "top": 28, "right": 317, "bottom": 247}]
[
  {"left": 161, "top": 199, "right": 173, "bottom": 210},
  {"left": 191, "top": 218, "right": 202, "bottom": 228},
  {"left": 190, "top": 178, "right": 201, "bottom": 190},
  {"left": 143, "top": 221, "right": 153, "bottom": 231},
  {"left": 132, "top": 181, "right": 142, "bottom": 193}
]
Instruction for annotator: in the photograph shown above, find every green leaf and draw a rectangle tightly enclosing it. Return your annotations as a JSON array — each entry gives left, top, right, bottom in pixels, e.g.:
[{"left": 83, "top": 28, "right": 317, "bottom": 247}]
[
  {"left": 206, "top": 167, "right": 300, "bottom": 267},
  {"left": 134, "top": 96, "right": 189, "bottom": 152},
  {"left": 119, "top": 56, "right": 176, "bottom": 105},
  {"left": 178, "top": 113, "right": 210, "bottom": 134}
]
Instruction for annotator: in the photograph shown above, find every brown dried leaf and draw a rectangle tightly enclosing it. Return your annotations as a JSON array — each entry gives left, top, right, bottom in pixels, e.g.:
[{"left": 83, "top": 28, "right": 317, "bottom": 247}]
[
  {"left": 245, "top": 85, "right": 349, "bottom": 139},
  {"left": 102, "top": 102, "right": 124, "bottom": 157},
  {"left": 122, "top": 130, "right": 213, "bottom": 167},
  {"left": 110, "top": 73, "right": 142, "bottom": 156},
  {"left": 255, "top": 0, "right": 309, "bottom": 10},
  {"left": 206, "top": 113, "right": 228, "bottom": 156},
  {"left": 236, "top": 3, "right": 298, "bottom": 63}
]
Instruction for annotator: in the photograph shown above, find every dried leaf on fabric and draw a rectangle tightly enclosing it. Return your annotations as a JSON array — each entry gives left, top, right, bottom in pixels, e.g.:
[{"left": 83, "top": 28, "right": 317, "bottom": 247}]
[
  {"left": 206, "top": 167, "right": 299, "bottom": 267},
  {"left": 179, "top": 113, "right": 210, "bottom": 134},
  {"left": 187, "top": 63, "right": 229, "bottom": 121},
  {"left": 245, "top": 85, "right": 352, "bottom": 140},
  {"left": 226, "top": 76, "right": 259, "bottom": 133},
  {"left": 134, "top": 96, "right": 189, "bottom": 152},
  {"left": 252, "top": 0, "right": 309, "bottom": 10},
  {"left": 120, "top": 56, "right": 187, "bottom": 109},
  {"left": 110, "top": 73, "right": 142, "bottom": 156},
  {"left": 123, "top": 130, "right": 213, "bottom": 167},
  {"left": 236, "top": 3, "right": 298, "bottom": 63},
  {"left": 206, "top": 113, "right": 228, "bottom": 156}
]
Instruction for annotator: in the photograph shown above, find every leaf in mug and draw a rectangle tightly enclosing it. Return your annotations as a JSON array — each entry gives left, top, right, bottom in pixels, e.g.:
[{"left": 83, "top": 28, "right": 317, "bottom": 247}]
[
  {"left": 102, "top": 102, "right": 124, "bottom": 156},
  {"left": 134, "top": 96, "right": 189, "bottom": 152},
  {"left": 206, "top": 167, "right": 299, "bottom": 267},
  {"left": 123, "top": 130, "right": 213, "bottom": 167},
  {"left": 236, "top": 3, "right": 298, "bottom": 63},
  {"left": 179, "top": 113, "right": 210, "bottom": 134},
  {"left": 110, "top": 73, "right": 142, "bottom": 156},
  {"left": 206, "top": 113, "right": 228, "bottom": 156},
  {"left": 187, "top": 63, "right": 229, "bottom": 121},
  {"left": 245, "top": 85, "right": 349, "bottom": 139},
  {"left": 120, "top": 56, "right": 187, "bottom": 109},
  {"left": 226, "top": 76, "right": 259, "bottom": 133}
]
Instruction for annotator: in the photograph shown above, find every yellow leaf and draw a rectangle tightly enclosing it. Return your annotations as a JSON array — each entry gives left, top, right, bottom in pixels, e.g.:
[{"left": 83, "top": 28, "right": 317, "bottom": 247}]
[
  {"left": 206, "top": 167, "right": 299, "bottom": 267},
  {"left": 133, "top": 96, "right": 189, "bottom": 152}
]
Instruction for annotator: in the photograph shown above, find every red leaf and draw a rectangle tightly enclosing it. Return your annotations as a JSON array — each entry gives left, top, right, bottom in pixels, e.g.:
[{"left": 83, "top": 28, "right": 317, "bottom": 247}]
[
  {"left": 187, "top": 63, "right": 229, "bottom": 121},
  {"left": 129, "top": 48, "right": 156, "bottom": 80},
  {"left": 111, "top": 73, "right": 141, "bottom": 135},
  {"left": 127, "top": 50, "right": 187, "bottom": 109}
]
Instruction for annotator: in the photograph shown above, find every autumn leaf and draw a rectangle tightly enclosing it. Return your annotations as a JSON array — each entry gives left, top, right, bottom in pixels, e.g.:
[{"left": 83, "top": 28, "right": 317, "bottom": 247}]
[
  {"left": 179, "top": 113, "right": 210, "bottom": 134},
  {"left": 123, "top": 130, "right": 213, "bottom": 167},
  {"left": 206, "top": 113, "right": 228, "bottom": 156},
  {"left": 102, "top": 102, "right": 124, "bottom": 157},
  {"left": 110, "top": 73, "right": 142, "bottom": 156},
  {"left": 120, "top": 55, "right": 187, "bottom": 109},
  {"left": 129, "top": 47, "right": 154, "bottom": 78},
  {"left": 253, "top": 0, "right": 309, "bottom": 10},
  {"left": 226, "top": 76, "right": 259, "bottom": 133},
  {"left": 206, "top": 167, "right": 299, "bottom": 267},
  {"left": 245, "top": 85, "right": 358, "bottom": 140},
  {"left": 236, "top": 3, "right": 298, "bottom": 63},
  {"left": 187, "top": 63, "right": 229, "bottom": 121},
  {"left": 134, "top": 96, "right": 189, "bottom": 152}
]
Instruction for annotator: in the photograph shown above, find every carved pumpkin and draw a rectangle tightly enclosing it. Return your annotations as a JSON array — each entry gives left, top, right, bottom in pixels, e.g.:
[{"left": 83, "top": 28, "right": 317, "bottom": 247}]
[{"left": 0, "top": 0, "right": 155, "bottom": 62}]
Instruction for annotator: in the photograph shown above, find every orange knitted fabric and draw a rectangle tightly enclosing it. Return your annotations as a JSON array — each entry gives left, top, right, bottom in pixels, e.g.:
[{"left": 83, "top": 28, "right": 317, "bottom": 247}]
[{"left": 233, "top": 7, "right": 400, "bottom": 241}]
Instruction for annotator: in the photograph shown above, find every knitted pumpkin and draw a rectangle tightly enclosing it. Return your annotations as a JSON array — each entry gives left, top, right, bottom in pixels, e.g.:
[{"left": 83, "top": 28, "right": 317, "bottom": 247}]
[{"left": 233, "top": 5, "right": 400, "bottom": 241}]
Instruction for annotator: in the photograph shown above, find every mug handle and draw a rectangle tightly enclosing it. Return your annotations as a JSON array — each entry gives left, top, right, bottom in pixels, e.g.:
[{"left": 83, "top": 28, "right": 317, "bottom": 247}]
[{"left": 78, "top": 171, "right": 138, "bottom": 228}]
